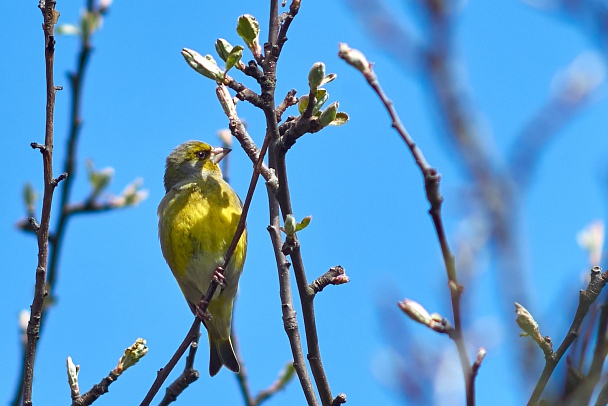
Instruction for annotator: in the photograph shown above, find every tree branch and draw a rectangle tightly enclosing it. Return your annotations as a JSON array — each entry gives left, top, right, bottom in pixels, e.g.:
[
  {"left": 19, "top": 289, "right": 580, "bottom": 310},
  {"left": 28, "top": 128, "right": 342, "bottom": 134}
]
[
  {"left": 339, "top": 43, "right": 473, "bottom": 405},
  {"left": 21, "top": 3, "right": 61, "bottom": 405},
  {"left": 527, "top": 266, "right": 608, "bottom": 405}
]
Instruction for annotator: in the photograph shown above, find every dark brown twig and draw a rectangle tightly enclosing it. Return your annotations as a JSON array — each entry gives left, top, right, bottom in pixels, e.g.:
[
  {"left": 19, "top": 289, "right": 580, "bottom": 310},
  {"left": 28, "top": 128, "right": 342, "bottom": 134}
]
[
  {"left": 262, "top": 1, "right": 333, "bottom": 404},
  {"left": 21, "top": 3, "right": 61, "bottom": 405},
  {"left": 527, "top": 266, "right": 608, "bottom": 405},
  {"left": 276, "top": 89, "right": 298, "bottom": 122},
  {"left": 309, "top": 266, "right": 349, "bottom": 295},
  {"left": 266, "top": 193, "right": 318, "bottom": 406},
  {"left": 158, "top": 327, "right": 201, "bottom": 406}
]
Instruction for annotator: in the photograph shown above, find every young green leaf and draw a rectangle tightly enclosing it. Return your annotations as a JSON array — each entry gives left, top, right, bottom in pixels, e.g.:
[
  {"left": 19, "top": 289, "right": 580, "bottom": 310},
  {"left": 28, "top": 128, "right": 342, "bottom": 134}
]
[
  {"left": 295, "top": 215, "right": 312, "bottom": 232},
  {"left": 312, "top": 89, "right": 328, "bottom": 115},
  {"left": 225, "top": 45, "right": 244, "bottom": 73},
  {"left": 236, "top": 14, "right": 261, "bottom": 59},
  {"left": 329, "top": 112, "right": 349, "bottom": 126},
  {"left": 319, "top": 102, "right": 338, "bottom": 127},
  {"left": 215, "top": 38, "right": 234, "bottom": 62}
]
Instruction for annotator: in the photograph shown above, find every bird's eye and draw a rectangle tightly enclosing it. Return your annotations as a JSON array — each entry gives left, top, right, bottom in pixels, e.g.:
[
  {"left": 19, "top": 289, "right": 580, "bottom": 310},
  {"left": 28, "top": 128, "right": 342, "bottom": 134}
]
[{"left": 196, "top": 151, "right": 207, "bottom": 159}]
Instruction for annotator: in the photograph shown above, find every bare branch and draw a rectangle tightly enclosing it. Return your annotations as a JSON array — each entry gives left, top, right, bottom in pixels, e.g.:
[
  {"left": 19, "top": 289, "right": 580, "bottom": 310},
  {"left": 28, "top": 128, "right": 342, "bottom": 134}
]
[
  {"left": 158, "top": 330, "right": 201, "bottom": 406},
  {"left": 527, "top": 266, "right": 608, "bottom": 405},
  {"left": 309, "top": 266, "right": 349, "bottom": 295},
  {"left": 339, "top": 43, "right": 473, "bottom": 405},
  {"left": 21, "top": 2, "right": 60, "bottom": 405}
]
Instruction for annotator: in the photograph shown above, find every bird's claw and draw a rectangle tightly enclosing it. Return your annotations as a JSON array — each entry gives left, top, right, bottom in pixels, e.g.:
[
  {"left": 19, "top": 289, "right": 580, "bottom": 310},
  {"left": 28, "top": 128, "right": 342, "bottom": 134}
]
[
  {"left": 213, "top": 267, "right": 226, "bottom": 287},
  {"left": 196, "top": 298, "right": 212, "bottom": 322}
]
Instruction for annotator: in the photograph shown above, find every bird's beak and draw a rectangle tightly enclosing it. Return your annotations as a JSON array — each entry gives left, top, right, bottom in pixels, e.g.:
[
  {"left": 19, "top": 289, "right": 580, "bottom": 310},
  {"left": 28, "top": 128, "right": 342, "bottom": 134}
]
[{"left": 210, "top": 147, "right": 231, "bottom": 164}]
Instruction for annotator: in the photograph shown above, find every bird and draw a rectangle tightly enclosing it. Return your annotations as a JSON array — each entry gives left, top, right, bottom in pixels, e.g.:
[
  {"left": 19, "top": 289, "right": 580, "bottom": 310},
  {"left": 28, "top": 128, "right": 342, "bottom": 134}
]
[{"left": 158, "top": 140, "right": 247, "bottom": 376}]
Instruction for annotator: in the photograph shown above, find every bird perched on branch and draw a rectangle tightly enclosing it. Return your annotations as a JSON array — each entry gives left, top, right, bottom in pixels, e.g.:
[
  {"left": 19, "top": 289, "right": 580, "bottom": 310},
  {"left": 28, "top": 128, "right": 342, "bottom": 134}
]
[{"left": 158, "top": 140, "right": 247, "bottom": 376}]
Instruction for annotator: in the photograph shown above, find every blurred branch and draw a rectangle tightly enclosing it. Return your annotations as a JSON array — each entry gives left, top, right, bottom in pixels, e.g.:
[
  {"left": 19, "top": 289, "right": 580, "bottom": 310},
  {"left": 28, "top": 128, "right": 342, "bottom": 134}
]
[
  {"left": 509, "top": 51, "right": 605, "bottom": 191},
  {"left": 21, "top": 3, "right": 62, "bottom": 406},
  {"left": 595, "top": 379, "right": 608, "bottom": 406},
  {"left": 576, "top": 303, "right": 608, "bottom": 404},
  {"left": 345, "top": 0, "right": 551, "bottom": 389},
  {"left": 559, "top": 302, "right": 608, "bottom": 404},
  {"left": 233, "top": 329, "right": 255, "bottom": 405},
  {"left": 339, "top": 43, "right": 474, "bottom": 405},
  {"left": 468, "top": 348, "right": 486, "bottom": 405},
  {"left": 236, "top": 339, "right": 297, "bottom": 406},
  {"left": 527, "top": 266, "right": 608, "bottom": 405}
]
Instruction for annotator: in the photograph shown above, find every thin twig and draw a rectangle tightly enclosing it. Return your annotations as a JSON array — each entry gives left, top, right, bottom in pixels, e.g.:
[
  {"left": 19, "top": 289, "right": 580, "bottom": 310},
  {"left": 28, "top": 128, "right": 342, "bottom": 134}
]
[
  {"left": 158, "top": 327, "right": 201, "bottom": 406},
  {"left": 22, "top": 3, "right": 61, "bottom": 405},
  {"left": 338, "top": 44, "right": 473, "bottom": 405},
  {"left": 468, "top": 348, "right": 486, "bottom": 405},
  {"left": 527, "top": 267, "right": 608, "bottom": 405},
  {"left": 261, "top": 1, "right": 328, "bottom": 404},
  {"left": 140, "top": 320, "right": 201, "bottom": 406},
  {"left": 266, "top": 195, "right": 318, "bottom": 406},
  {"left": 573, "top": 304, "right": 608, "bottom": 404},
  {"left": 275, "top": 89, "right": 298, "bottom": 122}
]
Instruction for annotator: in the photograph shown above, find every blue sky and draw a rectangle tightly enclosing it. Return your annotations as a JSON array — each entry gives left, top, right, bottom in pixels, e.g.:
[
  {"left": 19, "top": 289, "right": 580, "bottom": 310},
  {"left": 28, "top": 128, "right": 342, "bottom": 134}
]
[{"left": 2, "top": 1, "right": 607, "bottom": 405}]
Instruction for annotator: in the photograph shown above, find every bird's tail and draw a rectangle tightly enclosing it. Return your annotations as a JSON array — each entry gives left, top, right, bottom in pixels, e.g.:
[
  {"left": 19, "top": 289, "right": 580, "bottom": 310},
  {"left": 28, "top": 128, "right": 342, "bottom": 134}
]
[{"left": 209, "top": 333, "right": 239, "bottom": 376}]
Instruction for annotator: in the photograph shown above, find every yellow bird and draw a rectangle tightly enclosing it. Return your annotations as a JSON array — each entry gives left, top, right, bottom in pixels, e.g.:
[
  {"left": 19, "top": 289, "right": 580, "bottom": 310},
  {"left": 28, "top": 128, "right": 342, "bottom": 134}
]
[{"left": 158, "top": 140, "right": 247, "bottom": 376}]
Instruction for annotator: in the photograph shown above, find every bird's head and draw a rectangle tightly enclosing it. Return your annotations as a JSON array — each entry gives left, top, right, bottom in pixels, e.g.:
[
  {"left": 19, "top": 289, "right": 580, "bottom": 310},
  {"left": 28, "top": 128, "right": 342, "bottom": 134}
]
[{"left": 164, "top": 140, "right": 231, "bottom": 192}]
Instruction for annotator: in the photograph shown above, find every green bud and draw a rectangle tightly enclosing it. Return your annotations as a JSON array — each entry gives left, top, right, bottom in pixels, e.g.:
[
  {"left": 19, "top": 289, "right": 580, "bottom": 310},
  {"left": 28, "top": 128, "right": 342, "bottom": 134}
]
[
  {"left": 284, "top": 214, "right": 297, "bottom": 236},
  {"left": 109, "top": 178, "right": 148, "bottom": 207},
  {"left": 116, "top": 338, "right": 148, "bottom": 374},
  {"left": 181, "top": 48, "right": 224, "bottom": 82},
  {"left": 23, "top": 183, "right": 38, "bottom": 214},
  {"left": 297, "top": 95, "right": 309, "bottom": 115},
  {"left": 319, "top": 102, "right": 338, "bottom": 127},
  {"left": 237, "top": 14, "right": 261, "bottom": 59},
  {"left": 514, "top": 302, "right": 538, "bottom": 337},
  {"left": 123, "top": 179, "right": 148, "bottom": 206},
  {"left": 87, "top": 160, "right": 114, "bottom": 199},
  {"left": 308, "top": 62, "right": 325, "bottom": 92}
]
